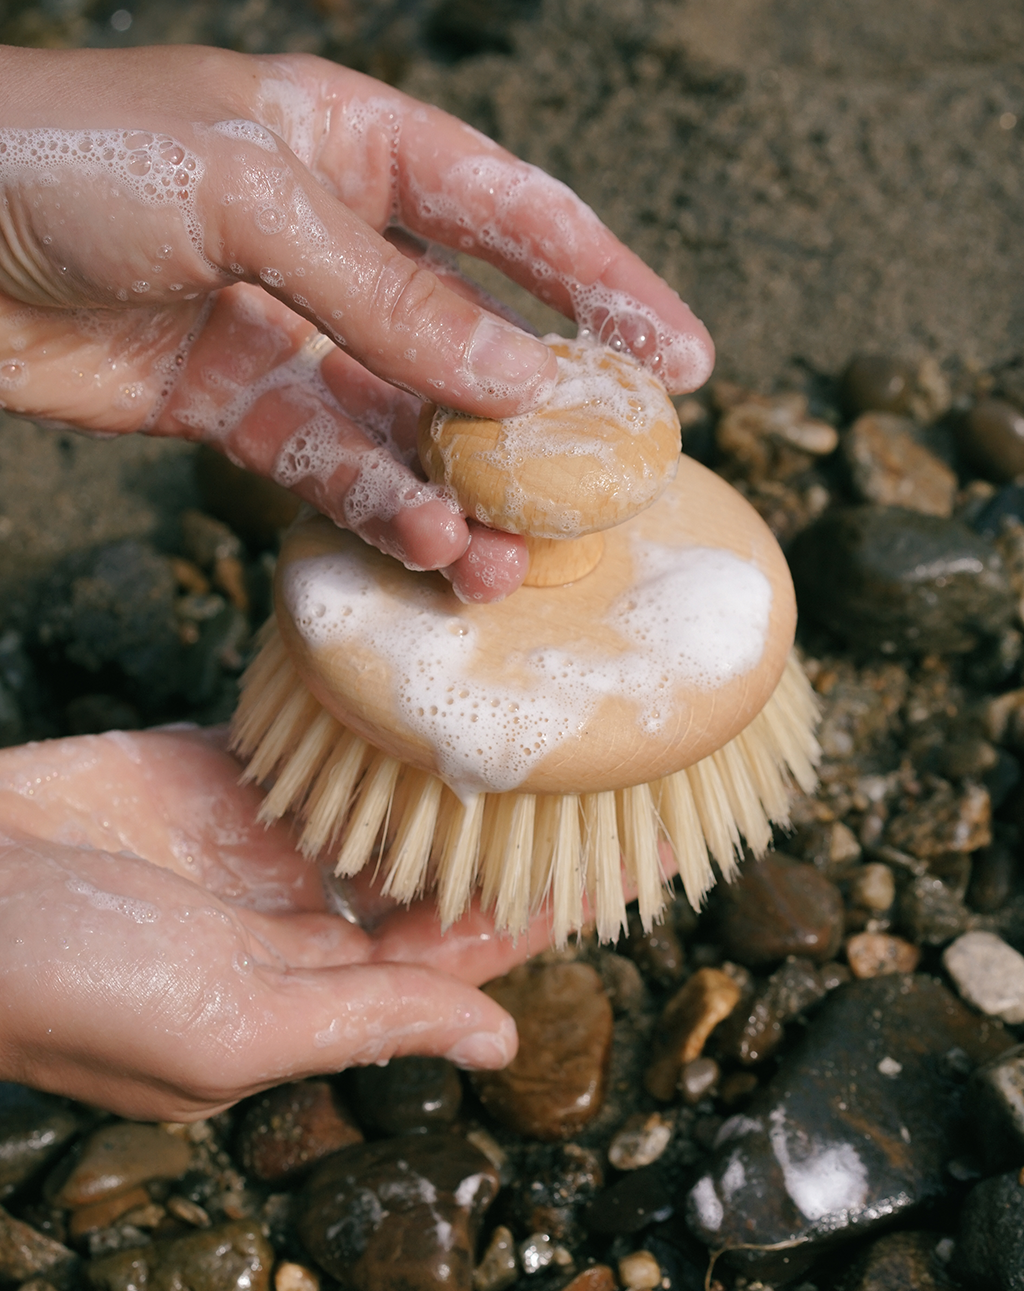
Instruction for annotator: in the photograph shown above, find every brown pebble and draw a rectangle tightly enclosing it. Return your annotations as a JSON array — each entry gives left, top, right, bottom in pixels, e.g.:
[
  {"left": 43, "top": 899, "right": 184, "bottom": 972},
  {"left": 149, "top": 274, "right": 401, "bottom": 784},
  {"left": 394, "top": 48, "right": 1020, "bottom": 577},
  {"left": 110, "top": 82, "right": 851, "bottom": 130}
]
[
  {"left": 0, "top": 1204, "right": 75, "bottom": 1285},
  {"left": 170, "top": 556, "right": 210, "bottom": 595},
  {"left": 166, "top": 1195, "right": 212, "bottom": 1228},
  {"left": 841, "top": 355, "right": 914, "bottom": 416},
  {"left": 67, "top": 1184, "right": 151, "bottom": 1238},
  {"left": 849, "top": 862, "right": 896, "bottom": 912},
  {"left": 716, "top": 855, "right": 845, "bottom": 967},
  {"left": 473, "top": 1224, "right": 517, "bottom": 1291},
  {"left": 961, "top": 398, "right": 1024, "bottom": 480},
  {"left": 846, "top": 931, "right": 922, "bottom": 978},
  {"left": 45, "top": 1123, "right": 191, "bottom": 1208},
  {"left": 718, "top": 1072, "right": 758, "bottom": 1105},
  {"left": 275, "top": 1261, "right": 320, "bottom": 1291},
  {"left": 644, "top": 968, "right": 742, "bottom": 1101},
  {"left": 607, "top": 1113, "right": 673, "bottom": 1170},
  {"left": 561, "top": 1265, "right": 616, "bottom": 1291},
  {"left": 843, "top": 413, "right": 957, "bottom": 517},
  {"left": 235, "top": 1080, "right": 363, "bottom": 1185},
  {"left": 887, "top": 781, "right": 992, "bottom": 858},
  {"left": 472, "top": 961, "right": 614, "bottom": 1141},
  {"left": 213, "top": 553, "right": 249, "bottom": 613},
  {"left": 618, "top": 1250, "right": 662, "bottom": 1290}
]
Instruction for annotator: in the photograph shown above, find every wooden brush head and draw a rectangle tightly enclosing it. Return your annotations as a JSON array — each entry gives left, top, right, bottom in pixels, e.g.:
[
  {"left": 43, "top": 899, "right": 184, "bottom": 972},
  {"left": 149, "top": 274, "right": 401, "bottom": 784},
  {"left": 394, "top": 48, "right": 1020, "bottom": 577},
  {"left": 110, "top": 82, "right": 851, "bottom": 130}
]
[{"left": 272, "top": 339, "right": 796, "bottom": 799}]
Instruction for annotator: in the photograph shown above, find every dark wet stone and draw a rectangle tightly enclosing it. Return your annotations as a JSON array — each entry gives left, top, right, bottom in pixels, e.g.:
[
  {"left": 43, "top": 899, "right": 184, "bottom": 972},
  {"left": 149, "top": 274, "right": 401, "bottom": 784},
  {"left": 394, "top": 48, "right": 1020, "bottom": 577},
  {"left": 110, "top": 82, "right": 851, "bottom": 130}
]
[
  {"left": 64, "top": 693, "right": 142, "bottom": 734},
  {"left": 968, "top": 1044, "right": 1024, "bottom": 1171},
  {"left": 583, "top": 1165, "right": 673, "bottom": 1235},
  {"left": 624, "top": 911, "right": 685, "bottom": 989},
  {"left": 426, "top": 0, "right": 542, "bottom": 58},
  {"left": 955, "top": 1170, "right": 1024, "bottom": 1290},
  {"left": 715, "top": 855, "right": 844, "bottom": 968},
  {"left": 841, "top": 356, "right": 914, "bottom": 417},
  {"left": 235, "top": 1079, "right": 363, "bottom": 1185},
  {"left": 842, "top": 1230, "right": 955, "bottom": 1290},
  {"left": 713, "top": 957, "right": 829, "bottom": 1066},
  {"left": 969, "top": 837, "right": 1019, "bottom": 912},
  {"left": 0, "top": 1084, "right": 83, "bottom": 1200},
  {"left": 349, "top": 1057, "right": 462, "bottom": 1135},
  {"left": 194, "top": 446, "right": 301, "bottom": 549},
  {"left": 35, "top": 540, "right": 183, "bottom": 708},
  {"left": 685, "top": 974, "right": 1011, "bottom": 1275},
  {"left": 789, "top": 506, "right": 1015, "bottom": 654},
  {"left": 0, "top": 1203, "right": 76, "bottom": 1286},
  {"left": 296, "top": 1134, "right": 499, "bottom": 1290},
  {"left": 898, "top": 875, "right": 970, "bottom": 946},
  {"left": 87, "top": 1219, "right": 273, "bottom": 1291},
  {"left": 960, "top": 398, "right": 1024, "bottom": 482},
  {"left": 973, "top": 482, "right": 1024, "bottom": 540},
  {"left": 505, "top": 1143, "right": 602, "bottom": 1243},
  {"left": 45, "top": 1123, "right": 191, "bottom": 1208},
  {"left": 843, "top": 413, "right": 956, "bottom": 516},
  {"left": 471, "top": 961, "right": 613, "bottom": 1141}
]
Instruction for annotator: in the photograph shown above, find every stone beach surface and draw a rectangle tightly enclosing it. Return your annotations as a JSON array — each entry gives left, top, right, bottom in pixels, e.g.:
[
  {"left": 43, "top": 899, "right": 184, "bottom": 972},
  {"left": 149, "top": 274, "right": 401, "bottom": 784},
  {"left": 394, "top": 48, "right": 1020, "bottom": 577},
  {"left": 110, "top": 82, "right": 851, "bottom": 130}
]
[{"left": 4, "top": 1, "right": 1024, "bottom": 1289}]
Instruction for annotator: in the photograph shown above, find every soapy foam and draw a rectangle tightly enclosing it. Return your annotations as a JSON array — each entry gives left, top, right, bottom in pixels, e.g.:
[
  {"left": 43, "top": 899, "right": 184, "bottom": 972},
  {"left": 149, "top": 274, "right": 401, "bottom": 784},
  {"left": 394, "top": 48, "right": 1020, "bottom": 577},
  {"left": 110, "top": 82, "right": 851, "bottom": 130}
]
[
  {"left": 284, "top": 535, "right": 771, "bottom": 795},
  {"left": 0, "top": 128, "right": 209, "bottom": 271},
  {"left": 768, "top": 1107, "right": 869, "bottom": 1223},
  {"left": 209, "top": 119, "right": 280, "bottom": 154}
]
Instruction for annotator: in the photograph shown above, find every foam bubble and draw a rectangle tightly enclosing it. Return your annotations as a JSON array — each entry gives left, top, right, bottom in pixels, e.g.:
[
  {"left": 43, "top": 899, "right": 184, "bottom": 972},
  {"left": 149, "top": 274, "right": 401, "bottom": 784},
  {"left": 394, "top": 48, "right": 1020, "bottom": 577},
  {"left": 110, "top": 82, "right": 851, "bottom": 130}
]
[{"left": 209, "top": 119, "right": 279, "bottom": 153}]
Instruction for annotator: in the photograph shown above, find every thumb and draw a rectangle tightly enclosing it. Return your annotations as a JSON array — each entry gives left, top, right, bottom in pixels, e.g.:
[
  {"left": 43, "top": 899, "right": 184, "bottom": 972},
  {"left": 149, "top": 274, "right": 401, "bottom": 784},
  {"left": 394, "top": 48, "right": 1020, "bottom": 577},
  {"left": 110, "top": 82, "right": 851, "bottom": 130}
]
[
  {"left": 249, "top": 961, "right": 518, "bottom": 1083},
  {"left": 203, "top": 140, "right": 557, "bottom": 418}
]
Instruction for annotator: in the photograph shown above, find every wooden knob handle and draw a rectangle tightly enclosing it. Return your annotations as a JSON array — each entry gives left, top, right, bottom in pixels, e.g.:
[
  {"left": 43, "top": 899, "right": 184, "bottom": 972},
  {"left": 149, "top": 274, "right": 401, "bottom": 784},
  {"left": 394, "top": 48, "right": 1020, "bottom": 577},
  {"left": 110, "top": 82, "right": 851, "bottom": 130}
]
[{"left": 418, "top": 339, "right": 681, "bottom": 585}]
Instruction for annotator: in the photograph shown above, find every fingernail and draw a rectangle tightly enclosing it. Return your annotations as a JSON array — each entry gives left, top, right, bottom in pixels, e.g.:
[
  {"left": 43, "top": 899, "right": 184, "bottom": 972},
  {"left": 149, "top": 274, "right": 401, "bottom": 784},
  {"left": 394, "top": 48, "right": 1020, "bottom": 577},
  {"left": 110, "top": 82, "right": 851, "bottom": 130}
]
[
  {"left": 445, "top": 1023, "right": 517, "bottom": 1071},
  {"left": 466, "top": 315, "right": 553, "bottom": 391}
]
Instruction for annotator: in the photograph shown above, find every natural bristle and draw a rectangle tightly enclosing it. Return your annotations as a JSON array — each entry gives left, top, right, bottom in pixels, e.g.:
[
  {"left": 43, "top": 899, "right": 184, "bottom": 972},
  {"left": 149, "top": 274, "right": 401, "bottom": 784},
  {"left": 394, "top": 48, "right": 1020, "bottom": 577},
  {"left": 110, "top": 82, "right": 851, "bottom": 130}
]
[{"left": 230, "top": 623, "right": 821, "bottom": 946}]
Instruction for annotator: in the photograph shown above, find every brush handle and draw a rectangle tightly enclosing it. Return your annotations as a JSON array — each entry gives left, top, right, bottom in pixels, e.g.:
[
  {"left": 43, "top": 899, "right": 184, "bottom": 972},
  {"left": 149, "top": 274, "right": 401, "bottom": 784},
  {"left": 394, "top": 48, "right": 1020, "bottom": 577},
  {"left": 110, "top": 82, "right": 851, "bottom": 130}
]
[{"left": 417, "top": 340, "right": 681, "bottom": 586}]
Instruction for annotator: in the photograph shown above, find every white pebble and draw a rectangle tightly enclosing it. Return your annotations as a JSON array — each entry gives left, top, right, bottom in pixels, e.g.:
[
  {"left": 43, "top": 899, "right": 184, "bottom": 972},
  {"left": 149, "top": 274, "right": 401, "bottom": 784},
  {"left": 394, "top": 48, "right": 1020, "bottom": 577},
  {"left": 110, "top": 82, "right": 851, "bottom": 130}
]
[
  {"left": 608, "top": 1113, "right": 673, "bottom": 1170},
  {"left": 943, "top": 931, "right": 1024, "bottom": 1024},
  {"left": 275, "top": 1263, "right": 319, "bottom": 1291}
]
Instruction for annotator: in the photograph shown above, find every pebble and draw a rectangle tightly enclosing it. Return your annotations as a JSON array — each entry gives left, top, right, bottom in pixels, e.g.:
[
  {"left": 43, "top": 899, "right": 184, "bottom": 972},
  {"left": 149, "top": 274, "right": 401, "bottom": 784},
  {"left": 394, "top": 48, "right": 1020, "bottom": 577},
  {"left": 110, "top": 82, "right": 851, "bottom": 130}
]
[
  {"left": 559, "top": 1266, "right": 615, "bottom": 1291},
  {"left": 296, "top": 1134, "right": 499, "bottom": 1290},
  {"left": 275, "top": 1262, "right": 320, "bottom": 1291},
  {"left": 87, "top": 1219, "right": 273, "bottom": 1291},
  {"left": 68, "top": 1185, "right": 150, "bottom": 1239},
  {"left": 715, "top": 389, "right": 838, "bottom": 484},
  {"left": 943, "top": 930, "right": 1024, "bottom": 1023},
  {"left": 846, "top": 931, "right": 921, "bottom": 978},
  {"left": 597, "top": 953, "right": 647, "bottom": 1015},
  {"left": 348, "top": 1056, "right": 462, "bottom": 1135},
  {"left": 0, "top": 1084, "right": 82, "bottom": 1200},
  {"left": 607, "top": 1113, "right": 673, "bottom": 1171},
  {"left": 789, "top": 506, "right": 1015, "bottom": 654},
  {"left": 472, "top": 1225, "right": 517, "bottom": 1291},
  {"left": 45, "top": 1122, "right": 191, "bottom": 1208},
  {"left": 842, "top": 1230, "right": 955, "bottom": 1291},
  {"left": 617, "top": 1250, "right": 661, "bottom": 1290},
  {"left": 843, "top": 412, "right": 957, "bottom": 516},
  {"left": 955, "top": 1170, "right": 1024, "bottom": 1290},
  {"left": 886, "top": 780, "right": 992, "bottom": 858},
  {"left": 960, "top": 397, "right": 1024, "bottom": 481},
  {"left": 968, "top": 1044, "right": 1024, "bottom": 1169},
  {"left": 0, "top": 1204, "right": 75, "bottom": 1286},
  {"left": 517, "top": 1233, "right": 555, "bottom": 1275},
  {"left": 583, "top": 1165, "right": 673, "bottom": 1235},
  {"left": 505, "top": 1143, "right": 602, "bottom": 1242},
  {"left": 472, "top": 962, "right": 613, "bottom": 1141},
  {"left": 624, "top": 914, "right": 685, "bottom": 988},
  {"left": 644, "top": 968, "right": 741, "bottom": 1100},
  {"left": 713, "top": 957, "right": 829, "bottom": 1065},
  {"left": 685, "top": 975, "right": 1011, "bottom": 1277},
  {"left": 898, "top": 876, "right": 971, "bottom": 946},
  {"left": 968, "top": 838, "right": 1018, "bottom": 912},
  {"left": 235, "top": 1079, "right": 363, "bottom": 1185},
  {"left": 678, "top": 1057, "right": 720, "bottom": 1105},
  {"left": 841, "top": 355, "right": 915, "bottom": 416},
  {"left": 848, "top": 862, "right": 896, "bottom": 912},
  {"left": 715, "top": 855, "right": 845, "bottom": 968}
]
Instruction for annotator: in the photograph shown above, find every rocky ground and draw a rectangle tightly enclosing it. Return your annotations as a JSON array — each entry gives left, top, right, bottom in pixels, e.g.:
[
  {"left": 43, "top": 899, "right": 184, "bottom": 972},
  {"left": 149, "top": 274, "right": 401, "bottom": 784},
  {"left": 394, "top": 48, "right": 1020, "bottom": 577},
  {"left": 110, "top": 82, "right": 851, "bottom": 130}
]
[{"left": 3, "top": 1, "right": 1024, "bottom": 1290}]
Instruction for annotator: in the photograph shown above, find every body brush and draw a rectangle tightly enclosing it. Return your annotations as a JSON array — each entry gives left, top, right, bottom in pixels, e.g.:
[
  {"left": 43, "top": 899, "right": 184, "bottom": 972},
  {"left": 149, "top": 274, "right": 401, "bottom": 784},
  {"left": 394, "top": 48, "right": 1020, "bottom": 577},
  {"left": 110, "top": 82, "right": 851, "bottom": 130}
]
[{"left": 231, "top": 339, "right": 820, "bottom": 944}]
